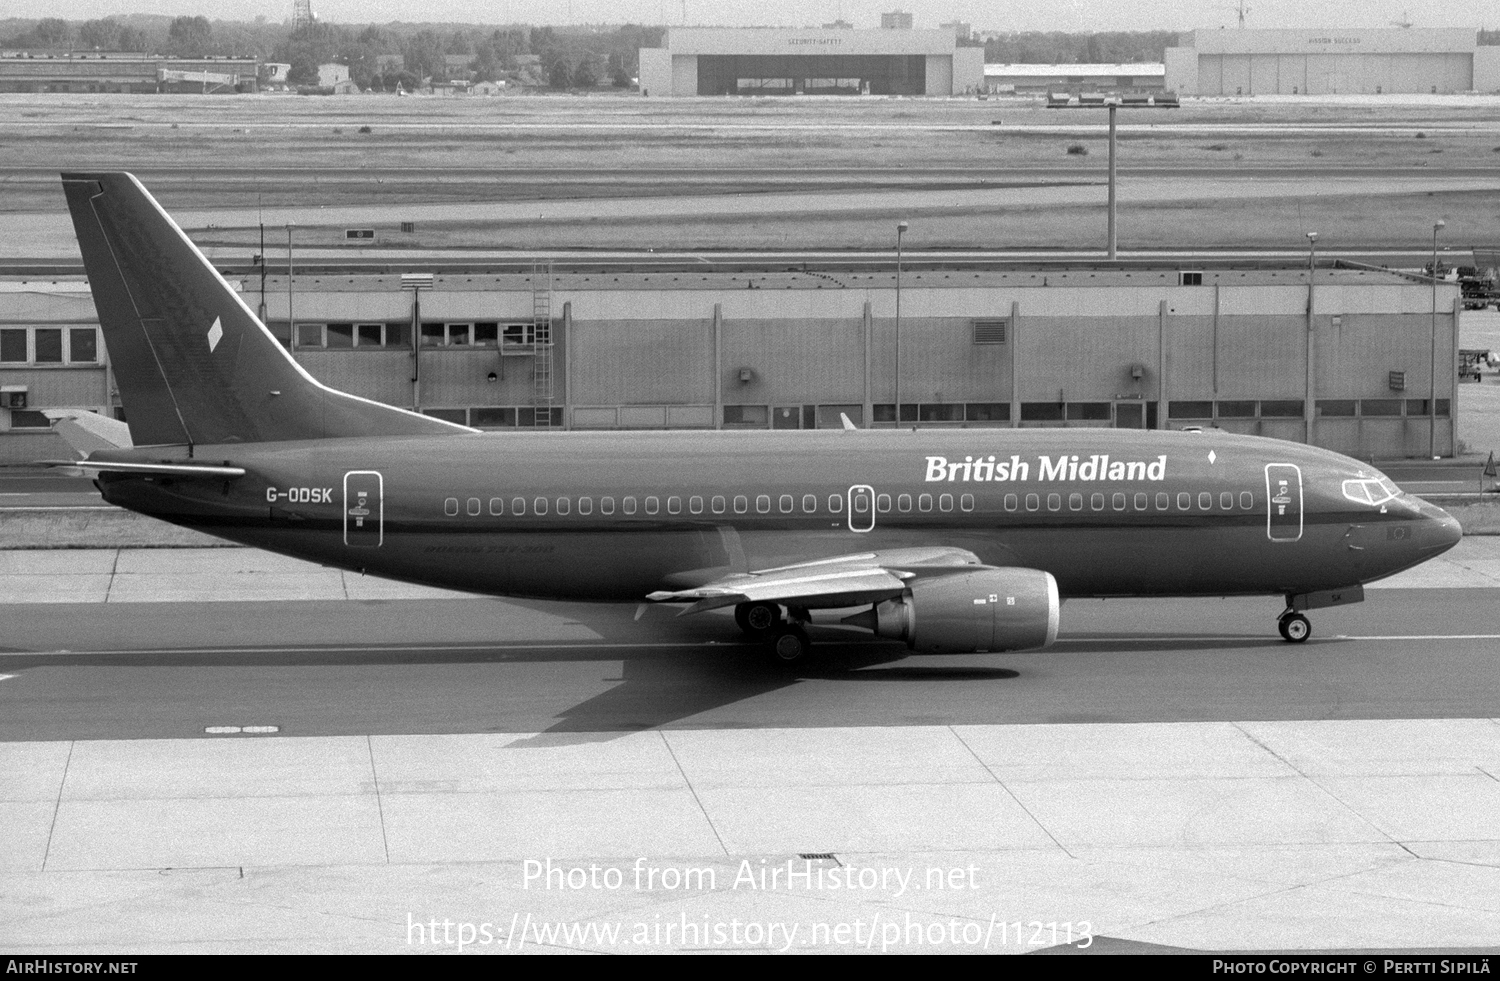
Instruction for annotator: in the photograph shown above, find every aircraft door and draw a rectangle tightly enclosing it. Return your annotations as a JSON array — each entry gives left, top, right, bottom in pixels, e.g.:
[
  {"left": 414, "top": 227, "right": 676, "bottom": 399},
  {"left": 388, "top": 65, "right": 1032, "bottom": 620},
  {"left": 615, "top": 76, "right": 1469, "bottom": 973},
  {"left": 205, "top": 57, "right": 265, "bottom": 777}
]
[
  {"left": 344, "top": 470, "right": 383, "bottom": 547},
  {"left": 847, "top": 484, "right": 875, "bottom": 533},
  {"left": 1264, "top": 464, "right": 1302, "bottom": 542}
]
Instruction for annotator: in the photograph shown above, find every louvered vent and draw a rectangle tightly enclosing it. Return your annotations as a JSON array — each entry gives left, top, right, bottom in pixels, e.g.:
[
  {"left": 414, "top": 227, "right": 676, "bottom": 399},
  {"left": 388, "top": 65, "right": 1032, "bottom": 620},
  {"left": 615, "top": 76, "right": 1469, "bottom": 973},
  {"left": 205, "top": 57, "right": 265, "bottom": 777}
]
[{"left": 973, "top": 319, "right": 1008, "bottom": 345}]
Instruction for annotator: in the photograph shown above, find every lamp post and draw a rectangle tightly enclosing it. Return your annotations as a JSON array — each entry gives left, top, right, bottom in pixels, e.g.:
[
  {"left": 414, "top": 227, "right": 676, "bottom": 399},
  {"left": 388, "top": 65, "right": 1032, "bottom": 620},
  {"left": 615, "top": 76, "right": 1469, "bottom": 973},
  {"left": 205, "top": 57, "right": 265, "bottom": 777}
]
[
  {"left": 1430, "top": 219, "right": 1446, "bottom": 459},
  {"left": 895, "top": 220, "right": 908, "bottom": 426},
  {"left": 285, "top": 223, "right": 296, "bottom": 361},
  {"left": 1305, "top": 231, "right": 1317, "bottom": 446}
]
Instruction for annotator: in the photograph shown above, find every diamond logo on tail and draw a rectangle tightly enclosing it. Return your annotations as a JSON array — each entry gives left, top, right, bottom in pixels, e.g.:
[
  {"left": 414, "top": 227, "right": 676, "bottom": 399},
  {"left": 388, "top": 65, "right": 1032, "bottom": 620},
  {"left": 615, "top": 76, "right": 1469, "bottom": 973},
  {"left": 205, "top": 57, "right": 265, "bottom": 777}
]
[{"left": 207, "top": 317, "right": 223, "bottom": 352}]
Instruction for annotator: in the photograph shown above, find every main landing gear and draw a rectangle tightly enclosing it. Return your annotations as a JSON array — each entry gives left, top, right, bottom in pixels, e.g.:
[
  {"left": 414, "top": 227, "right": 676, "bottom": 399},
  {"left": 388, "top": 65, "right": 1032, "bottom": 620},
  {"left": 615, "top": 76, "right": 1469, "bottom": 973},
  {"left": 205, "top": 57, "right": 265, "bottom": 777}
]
[
  {"left": 1277, "top": 610, "right": 1311, "bottom": 643},
  {"left": 734, "top": 601, "right": 813, "bottom": 665}
]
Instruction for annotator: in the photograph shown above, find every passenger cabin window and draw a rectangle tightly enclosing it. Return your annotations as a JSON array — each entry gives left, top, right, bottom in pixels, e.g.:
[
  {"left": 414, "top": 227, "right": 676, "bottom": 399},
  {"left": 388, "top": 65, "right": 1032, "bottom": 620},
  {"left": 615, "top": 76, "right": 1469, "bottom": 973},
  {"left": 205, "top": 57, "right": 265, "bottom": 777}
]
[
  {"left": 712, "top": 496, "right": 726, "bottom": 514},
  {"left": 1113, "top": 493, "right": 1126, "bottom": 511},
  {"left": 1198, "top": 492, "right": 1212, "bottom": 510},
  {"left": 803, "top": 494, "right": 817, "bottom": 513},
  {"left": 1240, "top": 491, "right": 1253, "bottom": 509},
  {"left": 756, "top": 495, "right": 771, "bottom": 514},
  {"left": 1091, "top": 493, "right": 1104, "bottom": 511},
  {"left": 828, "top": 495, "right": 843, "bottom": 513},
  {"left": 779, "top": 494, "right": 793, "bottom": 513},
  {"left": 624, "top": 497, "right": 637, "bottom": 515},
  {"left": 557, "top": 497, "right": 570, "bottom": 515},
  {"left": 1026, "top": 494, "right": 1040, "bottom": 511},
  {"left": 1047, "top": 494, "right": 1061, "bottom": 511},
  {"left": 1004, "top": 494, "right": 1018, "bottom": 512},
  {"left": 960, "top": 494, "right": 974, "bottom": 512},
  {"left": 489, "top": 497, "right": 503, "bottom": 516},
  {"left": 445, "top": 497, "right": 459, "bottom": 516},
  {"left": 689, "top": 496, "right": 703, "bottom": 514},
  {"left": 1220, "top": 492, "right": 1234, "bottom": 510},
  {"left": 601, "top": 497, "right": 615, "bottom": 515},
  {"left": 511, "top": 497, "right": 525, "bottom": 515},
  {"left": 645, "top": 497, "right": 659, "bottom": 515},
  {"left": 734, "top": 495, "right": 748, "bottom": 514},
  {"left": 1157, "top": 493, "right": 1170, "bottom": 510},
  {"left": 667, "top": 496, "right": 681, "bottom": 515},
  {"left": 467, "top": 498, "right": 481, "bottom": 516},
  {"left": 877, "top": 494, "right": 891, "bottom": 513},
  {"left": 579, "top": 497, "right": 593, "bottom": 515},
  {"left": 939, "top": 494, "right": 954, "bottom": 512},
  {"left": 1069, "top": 493, "right": 1083, "bottom": 511},
  {"left": 534, "top": 497, "right": 548, "bottom": 515},
  {"left": 898, "top": 494, "right": 912, "bottom": 512},
  {"left": 1135, "top": 493, "right": 1148, "bottom": 510}
]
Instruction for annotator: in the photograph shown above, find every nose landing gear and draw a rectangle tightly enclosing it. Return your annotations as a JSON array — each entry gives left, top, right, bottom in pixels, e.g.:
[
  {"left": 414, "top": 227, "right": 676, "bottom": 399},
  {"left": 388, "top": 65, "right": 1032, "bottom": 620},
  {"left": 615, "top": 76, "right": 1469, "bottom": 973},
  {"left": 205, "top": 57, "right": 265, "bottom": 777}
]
[{"left": 1277, "top": 610, "right": 1311, "bottom": 643}]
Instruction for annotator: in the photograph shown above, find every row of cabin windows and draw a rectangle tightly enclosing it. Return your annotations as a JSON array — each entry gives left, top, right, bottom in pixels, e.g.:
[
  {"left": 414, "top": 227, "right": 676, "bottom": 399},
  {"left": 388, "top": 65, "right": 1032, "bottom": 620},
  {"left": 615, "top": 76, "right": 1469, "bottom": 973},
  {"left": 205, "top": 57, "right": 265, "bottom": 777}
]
[{"left": 443, "top": 489, "right": 1257, "bottom": 517}]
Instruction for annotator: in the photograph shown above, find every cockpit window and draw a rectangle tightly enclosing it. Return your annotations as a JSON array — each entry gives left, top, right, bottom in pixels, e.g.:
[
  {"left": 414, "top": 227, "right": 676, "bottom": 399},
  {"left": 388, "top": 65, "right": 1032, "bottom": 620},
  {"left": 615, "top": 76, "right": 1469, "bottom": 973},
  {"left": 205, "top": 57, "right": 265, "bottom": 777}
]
[{"left": 1342, "top": 476, "right": 1400, "bottom": 507}]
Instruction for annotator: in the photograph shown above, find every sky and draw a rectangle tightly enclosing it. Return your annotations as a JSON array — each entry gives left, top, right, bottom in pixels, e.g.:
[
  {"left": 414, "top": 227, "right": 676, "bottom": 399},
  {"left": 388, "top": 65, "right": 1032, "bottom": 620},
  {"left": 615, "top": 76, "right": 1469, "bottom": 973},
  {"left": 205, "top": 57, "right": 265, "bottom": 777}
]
[{"left": 1, "top": 0, "right": 1488, "bottom": 34}]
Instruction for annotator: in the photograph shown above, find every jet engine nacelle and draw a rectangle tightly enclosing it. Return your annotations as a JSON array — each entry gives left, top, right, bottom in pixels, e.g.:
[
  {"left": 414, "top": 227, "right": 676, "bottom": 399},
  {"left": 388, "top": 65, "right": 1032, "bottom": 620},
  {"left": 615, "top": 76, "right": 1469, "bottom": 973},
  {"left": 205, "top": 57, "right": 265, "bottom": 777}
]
[{"left": 847, "top": 568, "right": 1060, "bottom": 654}]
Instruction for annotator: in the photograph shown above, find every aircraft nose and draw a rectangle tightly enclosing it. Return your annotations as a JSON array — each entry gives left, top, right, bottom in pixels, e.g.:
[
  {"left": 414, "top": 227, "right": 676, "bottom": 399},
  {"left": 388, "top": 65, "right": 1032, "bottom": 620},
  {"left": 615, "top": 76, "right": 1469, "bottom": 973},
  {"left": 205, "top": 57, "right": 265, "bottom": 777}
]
[{"left": 1417, "top": 499, "right": 1463, "bottom": 555}]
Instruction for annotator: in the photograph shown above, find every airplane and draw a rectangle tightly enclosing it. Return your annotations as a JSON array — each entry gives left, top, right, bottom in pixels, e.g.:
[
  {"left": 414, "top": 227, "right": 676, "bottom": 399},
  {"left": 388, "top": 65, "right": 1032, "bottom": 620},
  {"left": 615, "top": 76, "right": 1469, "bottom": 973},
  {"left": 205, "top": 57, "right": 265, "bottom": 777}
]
[{"left": 47, "top": 172, "right": 1464, "bottom": 665}]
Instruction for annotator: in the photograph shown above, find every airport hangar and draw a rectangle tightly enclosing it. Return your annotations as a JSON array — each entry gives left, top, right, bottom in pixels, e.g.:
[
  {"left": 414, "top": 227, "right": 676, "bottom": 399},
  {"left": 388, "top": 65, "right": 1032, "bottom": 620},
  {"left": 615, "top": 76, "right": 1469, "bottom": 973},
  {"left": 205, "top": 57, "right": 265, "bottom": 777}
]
[
  {"left": 637, "top": 27, "right": 985, "bottom": 97},
  {"left": 0, "top": 263, "right": 1462, "bottom": 464},
  {"left": 0, "top": 51, "right": 260, "bottom": 94},
  {"left": 1164, "top": 28, "right": 1500, "bottom": 96}
]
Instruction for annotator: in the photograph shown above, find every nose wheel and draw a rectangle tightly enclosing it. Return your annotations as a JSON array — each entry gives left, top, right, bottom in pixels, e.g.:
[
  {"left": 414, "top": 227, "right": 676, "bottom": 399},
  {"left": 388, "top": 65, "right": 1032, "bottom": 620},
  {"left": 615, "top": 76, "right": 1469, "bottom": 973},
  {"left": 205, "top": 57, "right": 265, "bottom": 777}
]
[{"left": 1278, "top": 611, "right": 1311, "bottom": 643}]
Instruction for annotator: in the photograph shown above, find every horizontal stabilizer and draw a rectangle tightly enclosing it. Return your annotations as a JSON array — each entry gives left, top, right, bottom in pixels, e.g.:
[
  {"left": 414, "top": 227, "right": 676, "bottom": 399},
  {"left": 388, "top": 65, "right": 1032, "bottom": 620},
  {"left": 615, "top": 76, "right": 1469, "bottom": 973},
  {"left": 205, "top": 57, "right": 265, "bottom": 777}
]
[
  {"left": 39, "top": 459, "right": 245, "bottom": 478},
  {"left": 40, "top": 409, "right": 133, "bottom": 456}
]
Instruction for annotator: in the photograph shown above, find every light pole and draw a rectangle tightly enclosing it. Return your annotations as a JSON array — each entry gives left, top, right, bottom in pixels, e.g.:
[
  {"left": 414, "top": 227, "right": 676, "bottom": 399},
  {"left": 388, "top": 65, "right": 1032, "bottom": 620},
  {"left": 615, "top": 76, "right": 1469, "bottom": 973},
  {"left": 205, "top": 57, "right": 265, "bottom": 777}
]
[
  {"left": 1305, "top": 231, "right": 1317, "bottom": 446},
  {"left": 895, "top": 220, "right": 908, "bottom": 426},
  {"left": 1430, "top": 219, "right": 1446, "bottom": 459},
  {"left": 285, "top": 223, "right": 296, "bottom": 361}
]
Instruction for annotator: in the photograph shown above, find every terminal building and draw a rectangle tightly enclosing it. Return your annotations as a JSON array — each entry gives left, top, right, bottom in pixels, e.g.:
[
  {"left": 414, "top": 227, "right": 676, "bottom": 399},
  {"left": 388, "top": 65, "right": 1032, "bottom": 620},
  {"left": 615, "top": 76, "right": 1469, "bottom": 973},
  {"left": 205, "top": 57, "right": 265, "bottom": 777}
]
[
  {"left": 1164, "top": 28, "right": 1500, "bottom": 95},
  {"left": 637, "top": 28, "right": 985, "bottom": 96},
  {"left": 0, "top": 264, "right": 1462, "bottom": 463},
  {"left": 983, "top": 63, "right": 1166, "bottom": 95}
]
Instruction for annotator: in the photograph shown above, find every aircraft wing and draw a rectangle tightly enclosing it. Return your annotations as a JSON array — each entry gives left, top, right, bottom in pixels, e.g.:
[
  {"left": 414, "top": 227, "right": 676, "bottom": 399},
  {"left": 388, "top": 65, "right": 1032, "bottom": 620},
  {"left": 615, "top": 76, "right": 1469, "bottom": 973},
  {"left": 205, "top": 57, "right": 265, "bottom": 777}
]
[{"left": 646, "top": 546, "right": 984, "bottom": 615}]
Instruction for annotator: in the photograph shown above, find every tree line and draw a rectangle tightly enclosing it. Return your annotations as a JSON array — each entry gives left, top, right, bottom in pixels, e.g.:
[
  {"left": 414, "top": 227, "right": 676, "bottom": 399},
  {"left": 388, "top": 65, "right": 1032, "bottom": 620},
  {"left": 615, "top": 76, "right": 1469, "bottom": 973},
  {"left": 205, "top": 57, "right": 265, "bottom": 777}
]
[{"left": 0, "top": 16, "right": 665, "bottom": 90}]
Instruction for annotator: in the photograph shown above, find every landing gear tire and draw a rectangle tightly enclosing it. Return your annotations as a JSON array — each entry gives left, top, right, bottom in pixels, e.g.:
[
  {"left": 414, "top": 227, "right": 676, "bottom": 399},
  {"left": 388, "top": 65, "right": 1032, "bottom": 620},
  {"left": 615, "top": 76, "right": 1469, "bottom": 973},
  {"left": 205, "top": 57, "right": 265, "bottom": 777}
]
[
  {"left": 767, "top": 625, "right": 811, "bottom": 665},
  {"left": 1278, "top": 612, "right": 1311, "bottom": 643},
  {"left": 735, "top": 601, "right": 783, "bottom": 636}
]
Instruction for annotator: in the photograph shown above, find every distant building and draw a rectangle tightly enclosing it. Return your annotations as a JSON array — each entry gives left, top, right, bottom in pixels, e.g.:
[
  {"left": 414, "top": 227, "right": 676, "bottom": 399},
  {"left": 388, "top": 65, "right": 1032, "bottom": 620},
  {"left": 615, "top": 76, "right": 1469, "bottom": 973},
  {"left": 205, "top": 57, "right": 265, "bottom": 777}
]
[
  {"left": 822, "top": 20, "right": 854, "bottom": 30},
  {"left": 984, "top": 63, "right": 1166, "bottom": 95},
  {"left": 639, "top": 27, "right": 983, "bottom": 96},
  {"left": 471, "top": 79, "right": 506, "bottom": 95},
  {"left": 316, "top": 63, "right": 349, "bottom": 88},
  {"left": 881, "top": 10, "right": 913, "bottom": 30},
  {"left": 0, "top": 51, "right": 259, "bottom": 93},
  {"left": 262, "top": 62, "right": 290, "bottom": 85},
  {"left": 1164, "top": 28, "right": 1500, "bottom": 95}
]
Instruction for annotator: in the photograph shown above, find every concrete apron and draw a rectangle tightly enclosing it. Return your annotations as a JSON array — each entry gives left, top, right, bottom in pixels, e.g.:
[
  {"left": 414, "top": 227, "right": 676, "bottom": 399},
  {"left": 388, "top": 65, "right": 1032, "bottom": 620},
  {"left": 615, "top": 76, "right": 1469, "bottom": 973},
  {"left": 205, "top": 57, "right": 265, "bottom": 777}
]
[{"left": 3, "top": 720, "right": 1500, "bottom": 953}]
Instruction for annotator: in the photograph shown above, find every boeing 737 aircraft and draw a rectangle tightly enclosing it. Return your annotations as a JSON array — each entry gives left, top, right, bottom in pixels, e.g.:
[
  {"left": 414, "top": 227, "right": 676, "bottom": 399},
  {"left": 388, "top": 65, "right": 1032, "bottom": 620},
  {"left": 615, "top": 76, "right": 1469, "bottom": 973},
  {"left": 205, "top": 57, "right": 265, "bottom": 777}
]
[{"left": 50, "top": 172, "right": 1463, "bottom": 664}]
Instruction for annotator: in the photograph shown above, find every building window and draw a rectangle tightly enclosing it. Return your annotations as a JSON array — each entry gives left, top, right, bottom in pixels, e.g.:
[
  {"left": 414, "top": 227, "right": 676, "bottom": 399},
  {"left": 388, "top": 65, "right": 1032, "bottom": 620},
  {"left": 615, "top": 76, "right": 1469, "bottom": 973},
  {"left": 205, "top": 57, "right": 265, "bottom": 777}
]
[
  {"left": 423, "top": 408, "right": 468, "bottom": 425},
  {"left": 420, "top": 322, "right": 445, "bottom": 347},
  {"left": 0, "top": 329, "right": 26, "bottom": 363},
  {"left": 1260, "top": 400, "right": 1304, "bottom": 418},
  {"left": 1361, "top": 399, "right": 1404, "bottom": 417},
  {"left": 966, "top": 403, "right": 1010, "bottom": 422},
  {"left": 474, "top": 322, "right": 499, "bottom": 347},
  {"left": 326, "top": 323, "right": 355, "bottom": 348},
  {"left": 298, "top": 323, "right": 326, "bottom": 347},
  {"left": 0, "top": 326, "right": 100, "bottom": 365},
  {"left": 918, "top": 404, "right": 964, "bottom": 423},
  {"left": 1216, "top": 400, "right": 1256, "bottom": 418},
  {"left": 1020, "top": 403, "right": 1064, "bottom": 422},
  {"left": 68, "top": 328, "right": 98, "bottom": 362},
  {"left": 1316, "top": 400, "right": 1356, "bottom": 417},
  {"left": 471, "top": 407, "right": 517, "bottom": 428},
  {"left": 33, "top": 328, "right": 63, "bottom": 363},
  {"left": 356, "top": 323, "right": 383, "bottom": 347},
  {"left": 1068, "top": 403, "right": 1111, "bottom": 422},
  {"left": 1169, "top": 401, "right": 1213, "bottom": 419},
  {"left": 724, "top": 405, "right": 769, "bottom": 427}
]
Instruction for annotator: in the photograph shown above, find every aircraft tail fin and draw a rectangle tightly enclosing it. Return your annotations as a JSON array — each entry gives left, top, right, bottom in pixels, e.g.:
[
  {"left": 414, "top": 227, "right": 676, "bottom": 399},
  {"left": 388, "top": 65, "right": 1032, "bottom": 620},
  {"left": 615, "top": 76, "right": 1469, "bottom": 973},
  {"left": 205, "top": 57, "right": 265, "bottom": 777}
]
[{"left": 61, "top": 172, "right": 472, "bottom": 447}]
